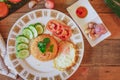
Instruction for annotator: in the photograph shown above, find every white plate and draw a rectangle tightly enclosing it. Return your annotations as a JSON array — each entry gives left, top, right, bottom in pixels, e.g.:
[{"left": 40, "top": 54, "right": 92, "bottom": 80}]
[
  {"left": 7, "top": 9, "right": 84, "bottom": 80},
  {"left": 67, "top": 0, "right": 111, "bottom": 47}
]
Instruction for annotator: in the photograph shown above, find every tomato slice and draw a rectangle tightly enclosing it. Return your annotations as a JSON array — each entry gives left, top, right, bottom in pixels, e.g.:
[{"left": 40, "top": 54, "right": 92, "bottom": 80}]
[
  {"left": 46, "top": 20, "right": 72, "bottom": 40},
  {"left": 47, "top": 20, "right": 62, "bottom": 32},
  {"left": 59, "top": 26, "right": 72, "bottom": 40},
  {"left": 0, "top": 2, "right": 9, "bottom": 18},
  {"left": 54, "top": 27, "right": 64, "bottom": 37},
  {"left": 76, "top": 6, "right": 88, "bottom": 18}
]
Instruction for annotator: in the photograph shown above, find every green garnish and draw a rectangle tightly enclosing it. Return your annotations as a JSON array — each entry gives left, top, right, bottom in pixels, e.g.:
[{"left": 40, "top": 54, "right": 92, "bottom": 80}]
[
  {"left": 38, "top": 41, "right": 45, "bottom": 47},
  {"left": 40, "top": 46, "right": 46, "bottom": 53},
  {"left": 43, "top": 38, "right": 50, "bottom": 44},
  {"left": 49, "top": 45, "right": 54, "bottom": 52},
  {"left": 38, "top": 38, "right": 54, "bottom": 53},
  {"left": 38, "top": 42, "right": 46, "bottom": 53},
  {"left": 38, "top": 38, "right": 50, "bottom": 53}
]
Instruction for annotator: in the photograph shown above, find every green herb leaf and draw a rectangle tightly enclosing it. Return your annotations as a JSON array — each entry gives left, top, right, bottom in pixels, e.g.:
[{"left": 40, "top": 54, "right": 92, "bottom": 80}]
[
  {"left": 43, "top": 38, "right": 50, "bottom": 44},
  {"left": 40, "top": 46, "right": 46, "bottom": 53},
  {"left": 38, "top": 41, "right": 44, "bottom": 47},
  {"left": 38, "top": 42, "right": 46, "bottom": 53},
  {"left": 49, "top": 45, "right": 54, "bottom": 52},
  {"left": 38, "top": 38, "right": 50, "bottom": 53}
]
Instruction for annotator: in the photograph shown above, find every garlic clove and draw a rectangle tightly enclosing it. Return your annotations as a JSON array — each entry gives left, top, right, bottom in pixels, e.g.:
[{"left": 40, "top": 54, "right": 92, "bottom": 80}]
[
  {"left": 85, "top": 28, "right": 91, "bottom": 34},
  {"left": 28, "top": 0, "right": 37, "bottom": 8},
  {"left": 88, "top": 22, "right": 96, "bottom": 29}
]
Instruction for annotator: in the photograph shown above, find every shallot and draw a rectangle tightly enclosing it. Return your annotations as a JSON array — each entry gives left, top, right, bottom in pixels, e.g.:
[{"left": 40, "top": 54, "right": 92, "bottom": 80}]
[
  {"left": 45, "top": 0, "right": 54, "bottom": 9},
  {"left": 85, "top": 22, "right": 107, "bottom": 40}
]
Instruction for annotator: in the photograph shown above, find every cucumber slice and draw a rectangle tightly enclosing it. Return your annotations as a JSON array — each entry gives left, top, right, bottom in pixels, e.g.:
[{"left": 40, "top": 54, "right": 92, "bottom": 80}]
[
  {"left": 35, "top": 23, "right": 44, "bottom": 35},
  {"left": 16, "top": 35, "right": 29, "bottom": 44},
  {"left": 16, "top": 43, "right": 29, "bottom": 51},
  {"left": 28, "top": 25, "right": 38, "bottom": 38},
  {"left": 16, "top": 50, "right": 29, "bottom": 59},
  {"left": 22, "top": 28, "right": 33, "bottom": 39}
]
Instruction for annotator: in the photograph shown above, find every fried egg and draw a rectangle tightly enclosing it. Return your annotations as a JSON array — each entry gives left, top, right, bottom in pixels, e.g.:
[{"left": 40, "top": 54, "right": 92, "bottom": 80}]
[{"left": 54, "top": 41, "right": 76, "bottom": 71}]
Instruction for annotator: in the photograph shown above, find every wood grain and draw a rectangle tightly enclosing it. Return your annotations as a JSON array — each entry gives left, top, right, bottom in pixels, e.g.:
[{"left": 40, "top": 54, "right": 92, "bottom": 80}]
[
  {"left": 89, "top": 0, "right": 112, "bottom": 13},
  {"left": 82, "top": 40, "right": 120, "bottom": 66},
  {"left": 0, "top": 0, "right": 120, "bottom": 80},
  {"left": 68, "top": 66, "right": 120, "bottom": 80}
]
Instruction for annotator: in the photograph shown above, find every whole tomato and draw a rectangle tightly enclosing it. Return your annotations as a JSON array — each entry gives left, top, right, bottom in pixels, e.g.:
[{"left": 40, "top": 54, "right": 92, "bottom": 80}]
[
  {"left": 8, "top": 0, "right": 21, "bottom": 3},
  {"left": 0, "top": 2, "right": 9, "bottom": 18}
]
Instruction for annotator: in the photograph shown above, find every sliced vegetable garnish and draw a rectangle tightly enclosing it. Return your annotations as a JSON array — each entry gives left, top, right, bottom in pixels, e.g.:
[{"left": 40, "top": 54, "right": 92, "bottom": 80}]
[
  {"left": 47, "top": 20, "right": 61, "bottom": 32},
  {"left": 22, "top": 28, "right": 34, "bottom": 39},
  {"left": 16, "top": 43, "right": 28, "bottom": 51},
  {"left": 16, "top": 35, "right": 29, "bottom": 44},
  {"left": 28, "top": 24, "right": 38, "bottom": 38},
  {"left": 35, "top": 23, "right": 44, "bottom": 35},
  {"left": 16, "top": 22, "right": 45, "bottom": 59},
  {"left": 59, "top": 27, "right": 72, "bottom": 40},
  {"left": 16, "top": 49, "right": 29, "bottom": 59},
  {"left": 47, "top": 20, "right": 72, "bottom": 40}
]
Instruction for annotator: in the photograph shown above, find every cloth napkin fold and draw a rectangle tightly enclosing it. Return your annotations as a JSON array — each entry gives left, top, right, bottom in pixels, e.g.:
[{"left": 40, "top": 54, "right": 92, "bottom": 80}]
[{"left": 0, "top": 34, "right": 18, "bottom": 79}]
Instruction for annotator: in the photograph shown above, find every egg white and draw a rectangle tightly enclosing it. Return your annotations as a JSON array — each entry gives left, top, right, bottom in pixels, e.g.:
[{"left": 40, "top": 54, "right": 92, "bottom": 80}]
[{"left": 54, "top": 44, "right": 76, "bottom": 70}]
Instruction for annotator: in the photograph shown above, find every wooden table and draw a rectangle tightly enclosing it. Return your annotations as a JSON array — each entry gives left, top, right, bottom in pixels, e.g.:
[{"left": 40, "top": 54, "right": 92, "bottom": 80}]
[{"left": 0, "top": 0, "right": 120, "bottom": 80}]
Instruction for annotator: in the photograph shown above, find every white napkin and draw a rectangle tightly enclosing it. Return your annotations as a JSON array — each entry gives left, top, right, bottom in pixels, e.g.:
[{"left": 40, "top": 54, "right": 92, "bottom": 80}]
[{"left": 0, "top": 34, "right": 18, "bottom": 79}]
